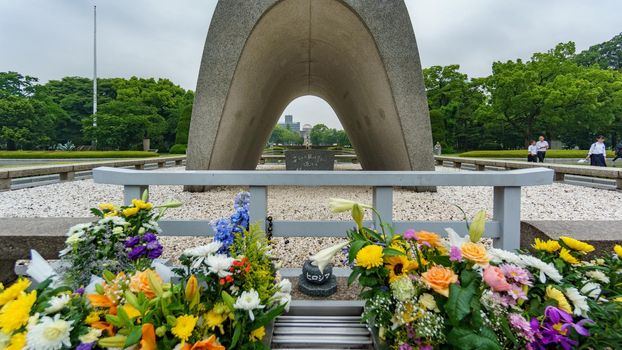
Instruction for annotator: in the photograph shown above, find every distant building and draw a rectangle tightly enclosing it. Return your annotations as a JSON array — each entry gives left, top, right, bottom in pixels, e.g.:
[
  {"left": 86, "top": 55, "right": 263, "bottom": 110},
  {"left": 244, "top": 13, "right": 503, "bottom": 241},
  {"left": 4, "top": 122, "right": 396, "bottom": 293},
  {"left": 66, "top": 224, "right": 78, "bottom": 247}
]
[{"left": 278, "top": 115, "right": 301, "bottom": 133}]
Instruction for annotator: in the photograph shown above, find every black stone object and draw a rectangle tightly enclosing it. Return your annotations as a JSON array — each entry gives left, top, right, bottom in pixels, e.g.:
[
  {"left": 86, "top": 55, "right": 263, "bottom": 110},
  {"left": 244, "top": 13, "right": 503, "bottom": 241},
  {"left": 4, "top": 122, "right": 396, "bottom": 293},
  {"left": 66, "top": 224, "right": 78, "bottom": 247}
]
[
  {"left": 285, "top": 150, "right": 335, "bottom": 170},
  {"left": 299, "top": 260, "right": 337, "bottom": 297}
]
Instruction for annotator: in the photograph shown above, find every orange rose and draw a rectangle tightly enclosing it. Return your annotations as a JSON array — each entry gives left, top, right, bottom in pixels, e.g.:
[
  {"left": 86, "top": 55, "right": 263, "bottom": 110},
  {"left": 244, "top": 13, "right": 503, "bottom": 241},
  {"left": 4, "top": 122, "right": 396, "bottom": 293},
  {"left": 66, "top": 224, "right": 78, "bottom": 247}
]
[
  {"left": 460, "top": 242, "right": 489, "bottom": 265},
  {"left": 415, "top": 231, "right": 442, "bottom": 248},
  {"left": 421, "top": 265, "right": 458, "bottom": 297},
  {"left": 129, "top": 270, "right": 162, "bottom": 299},
  {"left": 191, "top": 335, "right": 225, "bottom": 350}
]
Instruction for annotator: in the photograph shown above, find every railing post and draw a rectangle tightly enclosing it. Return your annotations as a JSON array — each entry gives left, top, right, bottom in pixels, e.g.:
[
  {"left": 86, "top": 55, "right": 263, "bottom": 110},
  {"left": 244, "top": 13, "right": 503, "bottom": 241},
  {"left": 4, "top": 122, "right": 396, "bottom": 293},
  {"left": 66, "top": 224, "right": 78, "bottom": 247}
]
[
  {"left": 554, "top": 172, "right": 565, "bottom": 181},
  {"left": 135, "top": 164, "right": 145, "bottom": 170},
  {"left": 493, "top": 186, "right": 521, "bottom": 251},
  {"left": 0, "top": 178, "right": 10, "bottom": 190},
  {"left": 157, "top": 161, "right": 166, "bottom": 168},
  {"left": 124, "top": 185, "right": 149, "bottom": 205},
  {"left": 59, "top": 171, "right": 75, "bottom": 181},
  {"left": 249, "top": 186, "right": 268, "bottom": 232},
  {"left": 453, "top": 162, "right": 462, "bottom": 169},
  {"left": 476, "top": 164, "right": 485, "bottom": 171},
  {"left": 175, "top": 159, "right": 183, "bottom": 166},
  {"left": 617, "top": 178, "right": 622, "bottom": 190},
  {"left": 373, "top": 186, "right": 393, "bottom": 228}
]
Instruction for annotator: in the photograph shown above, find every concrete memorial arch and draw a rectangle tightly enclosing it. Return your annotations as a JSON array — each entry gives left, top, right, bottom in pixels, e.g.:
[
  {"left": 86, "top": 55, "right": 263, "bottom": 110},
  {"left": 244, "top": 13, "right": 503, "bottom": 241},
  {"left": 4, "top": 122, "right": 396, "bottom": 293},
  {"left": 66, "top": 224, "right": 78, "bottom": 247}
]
[{"left": 187, "top": 0, "right": 435, "bottom": 174}]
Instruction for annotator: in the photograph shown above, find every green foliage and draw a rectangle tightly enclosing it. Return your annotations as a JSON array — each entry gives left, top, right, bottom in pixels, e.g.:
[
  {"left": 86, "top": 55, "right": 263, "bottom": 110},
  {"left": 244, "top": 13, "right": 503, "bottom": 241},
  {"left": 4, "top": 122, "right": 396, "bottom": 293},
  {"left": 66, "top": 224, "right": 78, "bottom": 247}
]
[
  {"left": 309, "top": 124, "right": 351, "bottom": 146},
  {"left": 269, "top": 125, "right": 303, "bottom": 145},
  {"left": 0, "top": 150, "right": 158, "bottom": 159},
  {"left": 169, "top": 144, "right": 187, "bottom": 154},
  {"left": 575, "top": 32, "right": 622, "bottom": 71},
  {"left": 459, "top": 149, "right": 615, "bottom": 158}
]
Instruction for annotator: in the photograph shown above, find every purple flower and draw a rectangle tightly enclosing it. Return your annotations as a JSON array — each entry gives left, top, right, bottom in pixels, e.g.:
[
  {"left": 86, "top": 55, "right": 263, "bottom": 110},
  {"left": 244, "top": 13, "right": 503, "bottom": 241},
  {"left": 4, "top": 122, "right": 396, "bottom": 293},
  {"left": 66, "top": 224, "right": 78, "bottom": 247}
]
[
  {"left": 403, "top": 229, "right": 416, "bottom": 240},
  {"left": 128, "top": 245, "right": 147, "bottom": 260},
  {"left": 147, "top": 244, "right": 163, "bottom": 259},
  {"left": 143, "top": 232, "right": 157, "bottom": 242},
  {"left": 509, "top": 313, "right": 535, "bottom": 342},
  {"left": 449, "top": 246, "right": 462, "bottom": 262},
  {"left": 76, "top": 343, "right": 94, "bottom": 350},
  {"left": 234, "top": 191, "right": 251, "bottom": 209},
  {"left": 124, "top": 236, "right": 140, "bottom": 248},
  {"left": 398, "top": 344, "right": 413, "bottom": 350},
  {"left": 74, "top": 287, "right": 85, "bottom": 295},
  {"left": 500, "top": 264, "right": 532, "bottom": 286},
  {"left": 419, "top": 345, "right": 433, "bottom": 350},
  {"left": 530, "top": 307, "right": 592, "bottom": 350},
  {"left": 146, "top": 240, "right": 160, "bottom": 250}
]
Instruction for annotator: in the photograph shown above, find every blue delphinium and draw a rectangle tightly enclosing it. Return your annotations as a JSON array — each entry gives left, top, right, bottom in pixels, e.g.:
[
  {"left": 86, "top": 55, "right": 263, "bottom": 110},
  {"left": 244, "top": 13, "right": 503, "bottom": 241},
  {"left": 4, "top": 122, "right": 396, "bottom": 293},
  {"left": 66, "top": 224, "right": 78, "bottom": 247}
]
[{"left": 211, "top": 191, "right": 251, "bottom": 254}]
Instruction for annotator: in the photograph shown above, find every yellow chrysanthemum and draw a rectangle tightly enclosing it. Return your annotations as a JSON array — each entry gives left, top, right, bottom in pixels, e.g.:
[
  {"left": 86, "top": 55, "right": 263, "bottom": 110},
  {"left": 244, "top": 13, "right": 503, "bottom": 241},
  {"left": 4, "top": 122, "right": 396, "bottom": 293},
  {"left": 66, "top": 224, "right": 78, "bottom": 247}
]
[
  {"left": 532, "top": 238, "right": 561, "bottom": 253},
  {"left": 205, "top": 309, "right": 227, "bottom": 333},
  {"left": 0, "top": 291, "right": 36, "bottom": 333},
  {"left": 545, "top": 286, "right": 572, "bottom": 314},
  {"left": 98, "top": 203, "right": 116, "bottom": 211},
  {"left": 356, "top": 245, "right": 384, "bottom": 269},
  {"left": 123, "top": 207, "right": 140, "bottom": 217},
  {"left": 132, "top": 199, "right": 153, "bottom": 210},
  {"left": 104, "top": 210, "right": 118, "bottom": 217},
  {"left": 85, "top": 311, "right": 101, "bottom": 325},
  {"left": 559, "top": 248, "right": 580, "bottom": 265},
  {"left": 385, "top": 255, "right": 418, "bottom": 283},
  {"left": 613, "top": 297, "right": 622, "bottom": 302},
  {"left": 614, "top": 245, "right": 622, "bottom": 258},
  {"left": 249, "top": 326, "right": 266, "bottom": 341},
  {"left": 0, "top": 278, "right": 30, "bottom": 306},
  {"left": 559, "top": 236, "right": 594, "bottom": 253},
  {"left": 6, "top": 332, "right": 26, "bottom": 350},
  {"left": 171, "top": 315, "right": 197, "bottom": 343}
]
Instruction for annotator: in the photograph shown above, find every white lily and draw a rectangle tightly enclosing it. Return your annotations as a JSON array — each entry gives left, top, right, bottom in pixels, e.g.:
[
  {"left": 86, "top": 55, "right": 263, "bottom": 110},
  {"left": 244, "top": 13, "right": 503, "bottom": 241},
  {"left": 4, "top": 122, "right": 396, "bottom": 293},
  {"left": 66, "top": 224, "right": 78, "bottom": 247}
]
[
  {"left": 152, "top": 261, "right": 176, "bottom": 283},
  {"left": 84, "top": 275, "right": 105, "bottom": 295},
  {"left": 309, "top": 241, "right": 350, "bottom": 273},
  {"left": 328, "top": 198, "right": 371, "bottom": 213},
  {"left": 444, "top": 228, "right": 470, "bottom": 249}
]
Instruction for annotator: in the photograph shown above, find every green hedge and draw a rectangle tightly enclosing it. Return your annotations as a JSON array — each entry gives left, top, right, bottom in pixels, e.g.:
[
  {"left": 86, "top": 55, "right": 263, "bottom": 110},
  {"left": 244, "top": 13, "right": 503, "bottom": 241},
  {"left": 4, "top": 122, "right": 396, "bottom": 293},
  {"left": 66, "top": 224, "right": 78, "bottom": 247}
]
[
  {"left": 0, "top": 151, "right": 159, "bottom": 159},
  {"left": 169, "top": 144, "right": 187, "bottom": 154},
  {"left": 459, "top": 150, "right": 615, "bottom": 158}
]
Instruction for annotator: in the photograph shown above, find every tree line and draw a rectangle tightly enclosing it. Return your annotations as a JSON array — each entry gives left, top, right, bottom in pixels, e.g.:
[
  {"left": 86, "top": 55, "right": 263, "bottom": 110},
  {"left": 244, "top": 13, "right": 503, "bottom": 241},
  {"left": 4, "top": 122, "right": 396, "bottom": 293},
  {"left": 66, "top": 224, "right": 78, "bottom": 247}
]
[
  {"left": 1, "top": 33, "right": 620, "bottom": 152},
  {"left": 0, "top": 73, "right": 193, "bottom": 151},
  {"left": 426, "top": 33, "right": 622, "bottom": 152}
]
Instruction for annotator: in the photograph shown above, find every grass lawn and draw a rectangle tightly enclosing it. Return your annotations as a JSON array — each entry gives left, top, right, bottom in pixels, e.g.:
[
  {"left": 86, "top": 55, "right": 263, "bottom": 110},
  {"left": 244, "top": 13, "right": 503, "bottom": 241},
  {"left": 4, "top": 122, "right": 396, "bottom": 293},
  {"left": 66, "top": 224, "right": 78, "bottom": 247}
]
[
  {"left": 0, "top": 151, "right": 159, "bottom": 159},
  {"left": 458, "top": 150, "right": 616, "bottom": 158}
]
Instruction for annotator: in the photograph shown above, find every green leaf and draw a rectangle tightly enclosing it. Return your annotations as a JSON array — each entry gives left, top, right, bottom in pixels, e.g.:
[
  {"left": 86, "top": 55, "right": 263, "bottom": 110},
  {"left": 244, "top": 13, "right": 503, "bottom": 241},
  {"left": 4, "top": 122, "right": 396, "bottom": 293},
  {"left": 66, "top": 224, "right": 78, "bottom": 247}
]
[
  {"left": 105, "top": 314, "right": 122, "bottom": 327},
  {"left": 362, "top": 227, "right": 383, "bottom": 242},
  {"left": 446, "top": 283, "right": 476, "bottom": 325},
  {"left": 460, "top": 269, "right": 479, "bottom": 287},
  {"left": 348, "top": 240, "right": 367, "bottom": 263},
  {"left": 446, "top": 327, "right": 502, "bottom": 350},
  {"left": 252, "top": 304, "right": 286, "bottom": 328},
  {"left": 90, "top": 208, "right": 104, "bottom": 218},
  {"left": 222, "top": 290, "right": 236, "bottom": 311},
  {"left": 230, "top": 323, "right": 242, "bottom": 348},
  {"left": 382, "top": 247, "right": 404, "bottom": 257},
  {"left": 348, "top": 269, "right": 362, "bottom": 286},
  {"left": 124, "top": 326, "right": 142, "bottom": 347}
]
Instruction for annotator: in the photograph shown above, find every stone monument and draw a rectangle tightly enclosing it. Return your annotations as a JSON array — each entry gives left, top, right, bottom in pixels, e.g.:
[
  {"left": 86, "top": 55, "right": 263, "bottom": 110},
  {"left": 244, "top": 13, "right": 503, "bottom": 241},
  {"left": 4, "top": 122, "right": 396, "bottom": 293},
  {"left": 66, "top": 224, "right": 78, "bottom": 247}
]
[
  {"left": 285, "top": 150, "right": 335, "bottom": 170},
  {"left": 298, "top": 260, "right": 337, "bottom": 297},
  {"left": 186, "top": 0, "right": 435, "bottom": 187}
]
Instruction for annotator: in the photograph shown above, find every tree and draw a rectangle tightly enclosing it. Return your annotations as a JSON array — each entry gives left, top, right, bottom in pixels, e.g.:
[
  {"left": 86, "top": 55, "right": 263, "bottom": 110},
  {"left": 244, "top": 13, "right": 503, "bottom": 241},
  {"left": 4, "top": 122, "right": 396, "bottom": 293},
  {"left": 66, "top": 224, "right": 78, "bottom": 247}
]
[
  {"left": 0, "top": 71, "right": 38, "bottom": 98},
  {"left": 269, "top": 126, "right": 303, "bottom": 145},
  {"left": 575, "top": 33, "right": 622, "bottom": 71}
]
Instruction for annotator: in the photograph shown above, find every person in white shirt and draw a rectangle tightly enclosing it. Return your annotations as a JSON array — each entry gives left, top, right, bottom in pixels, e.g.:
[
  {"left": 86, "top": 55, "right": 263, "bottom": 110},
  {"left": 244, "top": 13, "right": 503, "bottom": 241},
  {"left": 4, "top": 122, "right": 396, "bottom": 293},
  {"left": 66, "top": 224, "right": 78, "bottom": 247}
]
[
  {"left": 535, "top": 136, "right": 549, "bottom": 163},
  {"left": 527, "top": 140, "right": 538, "bottom": 162},
  {"left": 586, "top": 135, "right": 607, "bottom": 167}
]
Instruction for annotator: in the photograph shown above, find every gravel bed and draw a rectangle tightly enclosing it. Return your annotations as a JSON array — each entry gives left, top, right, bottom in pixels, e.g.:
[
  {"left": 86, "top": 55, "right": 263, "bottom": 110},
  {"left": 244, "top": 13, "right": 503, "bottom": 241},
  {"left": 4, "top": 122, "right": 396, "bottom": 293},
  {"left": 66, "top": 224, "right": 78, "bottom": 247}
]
[{"left": 1, "top": 164, "right": 621, "bottom": 268}]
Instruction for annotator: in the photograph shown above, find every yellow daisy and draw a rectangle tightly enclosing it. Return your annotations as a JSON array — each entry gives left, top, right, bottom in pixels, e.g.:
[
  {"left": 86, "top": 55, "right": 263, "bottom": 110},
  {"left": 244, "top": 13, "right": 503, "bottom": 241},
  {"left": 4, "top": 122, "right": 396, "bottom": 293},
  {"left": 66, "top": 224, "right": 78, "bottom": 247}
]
[
  {"left": 249, "top": 326, "right": 266, "bottom": 341},
  {"left": 532, "top": 238, "right": 561, "bottom": 253},
  {"left": 545, "top": 286, "right": 572, "bottom": 314},
  {"left": 0, "top": 278, "right": 30, "bottom": 306},
  {"left": 614, "top": 245, "right": 622, "bottom": 258},
  {"left": 559, "top": 248, "right": 580, "bottom": 265},
  {"left": 385, "top": 255, "right": 418, "bottom": 283},
  {"left": 0, "top": 291, "right": 36, "bottom": 333},
  {"left": 171, "top": 315, "right": 197, "bottom": 343}
]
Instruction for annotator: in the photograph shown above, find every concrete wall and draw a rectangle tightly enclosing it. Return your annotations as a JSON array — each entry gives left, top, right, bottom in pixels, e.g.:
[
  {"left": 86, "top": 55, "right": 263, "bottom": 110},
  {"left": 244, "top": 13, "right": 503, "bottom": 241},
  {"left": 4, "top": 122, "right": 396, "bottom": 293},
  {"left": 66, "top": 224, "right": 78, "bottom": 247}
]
[{"left": 187, "top": 0, "right": 434, "bottom": 172}]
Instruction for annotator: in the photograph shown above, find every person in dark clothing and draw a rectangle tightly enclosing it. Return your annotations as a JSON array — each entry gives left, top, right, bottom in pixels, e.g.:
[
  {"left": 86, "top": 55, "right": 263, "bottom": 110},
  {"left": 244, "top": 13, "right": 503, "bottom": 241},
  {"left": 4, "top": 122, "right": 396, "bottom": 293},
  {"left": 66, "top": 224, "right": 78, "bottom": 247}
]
[{"left": 613, "top": 140, "right": 622, "bottom": 162}]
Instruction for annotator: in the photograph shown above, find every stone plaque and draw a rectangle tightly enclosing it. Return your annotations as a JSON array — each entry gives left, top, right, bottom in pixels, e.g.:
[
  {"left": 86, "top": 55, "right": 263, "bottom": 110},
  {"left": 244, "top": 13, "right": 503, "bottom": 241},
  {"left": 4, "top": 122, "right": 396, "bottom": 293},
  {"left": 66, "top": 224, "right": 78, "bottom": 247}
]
[{"left": 285, "top": 150, "right": 335, "bottom": 170}]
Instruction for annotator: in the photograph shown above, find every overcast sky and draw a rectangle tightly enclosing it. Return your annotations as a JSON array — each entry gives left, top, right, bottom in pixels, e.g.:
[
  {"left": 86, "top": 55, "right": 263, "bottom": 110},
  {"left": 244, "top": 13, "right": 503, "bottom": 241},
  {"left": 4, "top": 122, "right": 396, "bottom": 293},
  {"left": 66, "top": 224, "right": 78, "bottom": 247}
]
[{"left": 1, "top": 1, "right": 620, "bottom": 129}]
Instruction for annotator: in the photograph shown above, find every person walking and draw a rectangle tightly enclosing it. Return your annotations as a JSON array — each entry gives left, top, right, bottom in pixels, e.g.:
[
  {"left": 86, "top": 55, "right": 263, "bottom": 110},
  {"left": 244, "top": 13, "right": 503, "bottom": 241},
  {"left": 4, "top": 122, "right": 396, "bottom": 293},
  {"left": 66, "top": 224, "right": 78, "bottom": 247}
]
[
  {"left": 527, "top": 140, "right": 538, "bottom": 162},
  {"left": 613, "top": 140, "right": 622, "bottom": 162},
  {"left": 585, "top": 135, "right": 607, "bottom": 167},
  {"left": 433, "top": 142, "right": 442, "bottom": 156},
  {"left": 535, "top": 136, "right": 549, "bottom": 163}
]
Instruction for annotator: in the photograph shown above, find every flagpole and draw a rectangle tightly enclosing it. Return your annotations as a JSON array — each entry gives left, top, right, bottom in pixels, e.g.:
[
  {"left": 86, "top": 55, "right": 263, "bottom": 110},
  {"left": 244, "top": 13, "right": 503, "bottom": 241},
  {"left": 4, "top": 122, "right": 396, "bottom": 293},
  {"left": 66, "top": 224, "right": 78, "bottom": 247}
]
[{"left": 92, "top": 5, "right": 98, "bottom": 146}]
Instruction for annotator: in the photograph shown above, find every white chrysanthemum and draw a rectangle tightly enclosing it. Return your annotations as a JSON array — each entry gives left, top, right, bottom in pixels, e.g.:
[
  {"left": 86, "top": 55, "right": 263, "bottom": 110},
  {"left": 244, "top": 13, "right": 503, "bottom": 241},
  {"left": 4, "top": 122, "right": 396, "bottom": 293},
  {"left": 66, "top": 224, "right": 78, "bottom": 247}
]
[
  {"left": 66, "top": 223, "right": 90, "bottom": 236},
  {"left": 585, "top": 270, "right": 610, "bottom": 284},
  {"left": 206, "top": 254, "right": 234, "bottom": 277},
  {"left": 518, "top": 255, "right": 563, "bottom": 283},
  {"left": 183, "top": 242, "right": 223, "bottom": 257},
  {"left": 278, "top": 279, "right": 292, "bottom": 294},
  {"left": 488, "top": 248, "right": 523, "bottom": 265},
  {"left": 419, "top": 293, "right": 439, "bottom": 312},
  {"left": 65, "top": 231, "right": 84, "bottom": 245},
  {"left": 79, "top": 328, "right": 102, "bottom": 343},
  {"left": 580, "top": 282, "right": 602, "bottom": 299},
  {"left": 234, "top": 289, "right": 265, "bottom": 321},
  {"left": 565, "top": 287, "right": 590, "bottom": 317},
  {"left": 26, "top": 314, "right": 73, "bottom": 350},
  {"left": 272, "top": 292, "right": 292, "bottom": 312},
  {"left": 44, "top": 294, "right": 71, "bottom": 314},
  {"left": 112, "top": 226, "right": 124, "bottom": 235}
]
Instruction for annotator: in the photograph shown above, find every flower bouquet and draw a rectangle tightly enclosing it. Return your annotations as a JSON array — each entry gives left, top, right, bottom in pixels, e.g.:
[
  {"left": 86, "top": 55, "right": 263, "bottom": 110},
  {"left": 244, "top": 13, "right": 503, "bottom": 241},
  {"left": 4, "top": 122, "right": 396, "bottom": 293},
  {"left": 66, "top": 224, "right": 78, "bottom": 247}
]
[
  {"left": 318, "top": 198, "right": 622, "bottom": 349},
  {"left": 1, "top": 192, "right": 291, "bottom": 349}
]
